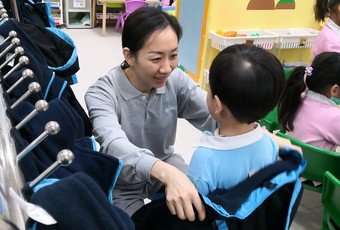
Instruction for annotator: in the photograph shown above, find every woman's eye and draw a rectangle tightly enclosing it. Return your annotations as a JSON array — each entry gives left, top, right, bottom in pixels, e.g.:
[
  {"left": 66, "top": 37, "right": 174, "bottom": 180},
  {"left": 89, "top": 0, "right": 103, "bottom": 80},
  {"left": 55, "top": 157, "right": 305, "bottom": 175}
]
[
  {"left": 151, "top": 58, "right": 161, "bottom": 62},
  {"left": 170, "top": 54, "right": 178, "bottom": 59}
]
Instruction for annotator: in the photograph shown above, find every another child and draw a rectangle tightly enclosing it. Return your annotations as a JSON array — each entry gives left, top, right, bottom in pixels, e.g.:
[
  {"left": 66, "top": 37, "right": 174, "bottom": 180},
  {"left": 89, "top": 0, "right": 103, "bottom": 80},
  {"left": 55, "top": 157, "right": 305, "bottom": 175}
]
[
  {"left": 278, "top": 52, "right": 340, "bottom": 151},
  {"left": 312, "top": 0, "right": 340, "bottom": 57},
  {"left": 187, "top": 44, "right": 285, "bottom": 196}
]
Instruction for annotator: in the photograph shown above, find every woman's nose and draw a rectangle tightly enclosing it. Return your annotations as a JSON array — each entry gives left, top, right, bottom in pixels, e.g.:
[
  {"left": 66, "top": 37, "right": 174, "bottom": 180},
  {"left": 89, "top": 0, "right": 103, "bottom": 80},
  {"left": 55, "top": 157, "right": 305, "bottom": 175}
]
[{"left": 159, "top": 59, "right": 172, "bottom": 74}]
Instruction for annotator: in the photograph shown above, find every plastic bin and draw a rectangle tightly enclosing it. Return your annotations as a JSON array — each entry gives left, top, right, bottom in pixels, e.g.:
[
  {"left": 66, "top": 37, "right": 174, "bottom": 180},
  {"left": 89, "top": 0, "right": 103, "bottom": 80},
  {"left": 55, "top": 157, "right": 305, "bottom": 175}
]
[
  {"left": 209, "top": 30, "right": 278, "bottom": 50},
  {"left": 269, "top": 28, "right": 319, "bottom": 49}
]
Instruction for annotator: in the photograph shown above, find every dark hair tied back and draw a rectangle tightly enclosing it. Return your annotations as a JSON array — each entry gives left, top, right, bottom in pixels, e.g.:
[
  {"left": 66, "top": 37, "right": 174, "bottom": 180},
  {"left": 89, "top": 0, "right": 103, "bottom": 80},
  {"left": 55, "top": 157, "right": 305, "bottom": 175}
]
[
  {"left": 314, "top": 0, "right": 340, "bottom": 22},
  {"left": 122, "top": 7, "right": 182, "bottom": 55}
]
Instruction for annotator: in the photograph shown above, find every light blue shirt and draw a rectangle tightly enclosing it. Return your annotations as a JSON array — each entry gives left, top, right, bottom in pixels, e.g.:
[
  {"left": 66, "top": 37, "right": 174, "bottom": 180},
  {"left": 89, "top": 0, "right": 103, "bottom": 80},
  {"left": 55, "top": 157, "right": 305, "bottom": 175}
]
[{"left": 187, "top": 125, "right": 279, "bottom": 196}]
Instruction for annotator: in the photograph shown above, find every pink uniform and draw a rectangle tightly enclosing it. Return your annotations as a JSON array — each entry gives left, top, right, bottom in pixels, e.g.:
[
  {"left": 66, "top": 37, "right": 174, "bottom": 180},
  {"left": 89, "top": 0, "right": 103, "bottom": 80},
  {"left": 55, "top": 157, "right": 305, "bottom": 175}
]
[
  {"left": 288, "top": 90, "right": 340, "bottom": 151},
  {"left": 312, "top": 19, "right": 340, "bottom": 58}
]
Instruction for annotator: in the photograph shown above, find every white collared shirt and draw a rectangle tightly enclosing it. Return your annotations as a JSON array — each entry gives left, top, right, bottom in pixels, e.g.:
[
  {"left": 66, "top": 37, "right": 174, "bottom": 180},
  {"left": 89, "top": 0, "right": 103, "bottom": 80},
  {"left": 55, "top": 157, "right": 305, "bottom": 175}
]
[{"left": 327, "top": 19, "right": 340, "bottom": 35}]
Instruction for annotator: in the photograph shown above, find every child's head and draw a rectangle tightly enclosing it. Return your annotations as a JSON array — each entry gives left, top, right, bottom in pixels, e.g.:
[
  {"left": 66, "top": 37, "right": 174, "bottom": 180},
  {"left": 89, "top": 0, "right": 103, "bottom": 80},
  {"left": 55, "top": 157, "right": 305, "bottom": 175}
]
[
  {"left": 314, "top": 0, "right": 340, "bottom": 23},
  {"left": 208, "top": 44, "right": 285, "bottom": 124},
  {"left": 279, "top": 52, "right": 340, "bottom": 132}
]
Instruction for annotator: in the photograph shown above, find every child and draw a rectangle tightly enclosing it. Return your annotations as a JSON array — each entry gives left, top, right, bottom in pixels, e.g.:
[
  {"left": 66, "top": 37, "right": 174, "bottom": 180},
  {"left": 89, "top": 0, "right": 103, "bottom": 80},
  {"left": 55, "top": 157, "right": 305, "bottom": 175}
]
[
  {"left": 278, "top": 52, "right": 340, "bottom": 151},
  {"left": 187, "top": 44, "right": 286, "bottom": 196},
  {"left": 312, "top": 0, "right": 340, "bottom": 57}
]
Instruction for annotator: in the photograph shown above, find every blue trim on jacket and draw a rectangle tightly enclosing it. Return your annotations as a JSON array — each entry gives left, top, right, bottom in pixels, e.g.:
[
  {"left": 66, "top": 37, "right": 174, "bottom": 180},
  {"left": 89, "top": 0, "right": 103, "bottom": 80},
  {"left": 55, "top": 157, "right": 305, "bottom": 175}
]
[
  {"left": 46, "top": 27, "right": 78, "bottom": 72},
  {"left": 45, "top": 2, "right": 56, "bottom": 28},
  {"left": 108, "top": 159, "right": 123, "bottom": 203},
  {"left": 43, "top": 72, "right": 55, "bottom": 99}
]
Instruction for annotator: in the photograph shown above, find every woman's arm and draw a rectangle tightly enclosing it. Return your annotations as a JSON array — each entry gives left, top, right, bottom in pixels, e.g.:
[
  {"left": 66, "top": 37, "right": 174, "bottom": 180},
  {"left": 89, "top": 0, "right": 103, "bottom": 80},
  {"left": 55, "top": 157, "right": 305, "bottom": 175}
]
[
  {"left": 85, "top": 74, "right": 158, "bottom": 184},
  {"left": 174, "top": 69, "right": 217, "bottom": 132},
  {"left": 151, "top": 160, "right": 206, "bottom": 222}
]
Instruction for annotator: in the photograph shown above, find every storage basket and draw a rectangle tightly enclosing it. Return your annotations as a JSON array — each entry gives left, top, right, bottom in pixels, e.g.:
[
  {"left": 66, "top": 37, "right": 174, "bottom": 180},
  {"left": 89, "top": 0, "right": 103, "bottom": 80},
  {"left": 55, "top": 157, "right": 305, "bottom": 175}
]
[
  {"left": 209, "top": 30, "right": 278, "bottom": 50},
  {"left": 268, "top": 28, "right": 319, "bottom": 49}
]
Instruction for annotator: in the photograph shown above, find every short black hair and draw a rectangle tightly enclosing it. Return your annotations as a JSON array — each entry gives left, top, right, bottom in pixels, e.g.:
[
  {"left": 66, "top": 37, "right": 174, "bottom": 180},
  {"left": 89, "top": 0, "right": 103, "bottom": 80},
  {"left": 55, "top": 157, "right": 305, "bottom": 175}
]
[
  {"left": 122, "top": 7, "right": 182, "bottom": 55},
  {"left": 209, "top": 44, "right": 285, "bottom": 124}
]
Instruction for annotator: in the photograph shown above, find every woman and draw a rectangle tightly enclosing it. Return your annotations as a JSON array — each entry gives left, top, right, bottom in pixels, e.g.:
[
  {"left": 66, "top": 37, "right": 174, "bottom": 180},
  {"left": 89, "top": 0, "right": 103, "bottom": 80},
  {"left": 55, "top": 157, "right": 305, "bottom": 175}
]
[
  {"left": 85, "top": 7, "right": 215, "bottom": 221},
  {"left": 312, "top": 0, "right": 340, "bottom": 57},
  {"left": 86, "top": 6, "right": 300, "bottom": 222}
]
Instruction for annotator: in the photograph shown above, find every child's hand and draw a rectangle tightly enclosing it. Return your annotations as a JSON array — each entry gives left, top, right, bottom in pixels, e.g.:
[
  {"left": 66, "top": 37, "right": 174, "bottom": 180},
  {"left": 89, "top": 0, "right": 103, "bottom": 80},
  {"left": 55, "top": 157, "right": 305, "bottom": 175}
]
[{"left": 261, "top": 127, "right": 303, "bottom": 155}]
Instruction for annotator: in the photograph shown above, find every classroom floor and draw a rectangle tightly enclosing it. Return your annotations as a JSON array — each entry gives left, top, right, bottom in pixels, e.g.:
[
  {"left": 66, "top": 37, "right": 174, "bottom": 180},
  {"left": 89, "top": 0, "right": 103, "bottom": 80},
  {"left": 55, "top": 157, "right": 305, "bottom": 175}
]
[{"left": 63, "top": 26, "right": 323, "bottom": 230}]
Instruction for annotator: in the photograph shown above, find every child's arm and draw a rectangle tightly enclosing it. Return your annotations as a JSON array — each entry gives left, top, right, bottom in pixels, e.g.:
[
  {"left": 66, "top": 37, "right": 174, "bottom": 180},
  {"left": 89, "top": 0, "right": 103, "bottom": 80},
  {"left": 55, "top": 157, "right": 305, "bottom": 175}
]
[{"left": 261, "top": 127, "right": 302, "bottom": 161}]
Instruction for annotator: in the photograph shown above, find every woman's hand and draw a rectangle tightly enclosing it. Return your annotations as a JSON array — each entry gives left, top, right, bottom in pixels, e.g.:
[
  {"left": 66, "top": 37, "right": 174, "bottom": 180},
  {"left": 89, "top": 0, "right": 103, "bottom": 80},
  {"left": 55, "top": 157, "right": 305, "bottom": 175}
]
[{"left": 151, "top": 161, "right": 205, "bottom": 222}]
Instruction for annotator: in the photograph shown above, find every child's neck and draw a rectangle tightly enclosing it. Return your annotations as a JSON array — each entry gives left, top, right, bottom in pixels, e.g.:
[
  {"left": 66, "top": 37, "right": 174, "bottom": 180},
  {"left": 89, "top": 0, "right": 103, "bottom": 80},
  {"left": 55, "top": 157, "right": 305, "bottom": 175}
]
[{"left": 218, "top": 121, "right": 256, "bottom": 137}]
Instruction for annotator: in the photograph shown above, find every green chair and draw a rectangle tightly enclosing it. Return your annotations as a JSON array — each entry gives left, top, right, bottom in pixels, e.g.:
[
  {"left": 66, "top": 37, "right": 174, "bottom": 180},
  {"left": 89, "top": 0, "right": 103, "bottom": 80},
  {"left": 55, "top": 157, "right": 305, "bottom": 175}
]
[
  {"left": 276, "top": 132, "right": 340, "bottom": 193},
  {"left": 283, "top": 66, "right": 293, "bottom": 80},
  {"left": 259, "top": 106, "right": 282, "bottom": 133},
  {"left": 321, "top": 171, "right": 340, "bottom": 230}
]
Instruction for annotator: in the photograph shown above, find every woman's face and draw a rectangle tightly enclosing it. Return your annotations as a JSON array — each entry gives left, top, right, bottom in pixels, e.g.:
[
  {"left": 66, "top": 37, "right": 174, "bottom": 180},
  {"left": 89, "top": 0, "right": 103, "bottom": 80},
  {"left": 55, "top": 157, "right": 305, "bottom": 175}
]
[{"left": 127, "top": 26, "right": 179, "bottom": 93}]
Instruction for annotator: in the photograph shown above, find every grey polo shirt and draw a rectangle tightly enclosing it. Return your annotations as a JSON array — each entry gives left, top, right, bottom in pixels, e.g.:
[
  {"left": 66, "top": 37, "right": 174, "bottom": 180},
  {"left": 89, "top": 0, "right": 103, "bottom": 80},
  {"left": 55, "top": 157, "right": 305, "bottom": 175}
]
[{"left": 85, "top": 66, "right": 216, "bottom": 187}]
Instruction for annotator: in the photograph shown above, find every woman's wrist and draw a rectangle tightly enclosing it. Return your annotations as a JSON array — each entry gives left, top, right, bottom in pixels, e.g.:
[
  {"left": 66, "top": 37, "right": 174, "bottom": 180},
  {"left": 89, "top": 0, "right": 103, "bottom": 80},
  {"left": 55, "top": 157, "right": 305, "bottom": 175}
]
[{"left": 150, "top": 160, "right": 175, "bottom": 184}]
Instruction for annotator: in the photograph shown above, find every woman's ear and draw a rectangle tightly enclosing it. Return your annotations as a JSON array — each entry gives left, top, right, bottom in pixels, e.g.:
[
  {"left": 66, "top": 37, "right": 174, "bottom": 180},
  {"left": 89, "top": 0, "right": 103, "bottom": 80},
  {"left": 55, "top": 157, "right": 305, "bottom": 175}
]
[{"left": 122, "top": 47, "right": 135, "bottom": 66}]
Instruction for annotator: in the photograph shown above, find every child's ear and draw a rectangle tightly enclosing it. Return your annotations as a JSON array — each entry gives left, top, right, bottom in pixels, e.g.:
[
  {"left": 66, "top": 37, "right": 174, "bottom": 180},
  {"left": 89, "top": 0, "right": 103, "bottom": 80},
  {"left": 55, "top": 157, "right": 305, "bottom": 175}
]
[
  {"left": 214, "top": 95, "right": 224, "bottom": 114},
  {"left": 330, "top": 84, "right": 340, "bottom": 98}
]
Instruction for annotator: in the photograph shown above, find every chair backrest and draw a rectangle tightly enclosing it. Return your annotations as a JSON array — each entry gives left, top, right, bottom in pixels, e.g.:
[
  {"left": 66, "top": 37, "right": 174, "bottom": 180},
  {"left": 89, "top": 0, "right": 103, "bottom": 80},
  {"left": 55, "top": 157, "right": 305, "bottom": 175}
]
[
  {"left": 321, "top": 171, "right": 340, "bottom": 229},
  {"left": 276, "top": 132, "right": 340, "bottom": 192},
  {"left": 125, "top": 0, "right": 147, "bottom": 15}
]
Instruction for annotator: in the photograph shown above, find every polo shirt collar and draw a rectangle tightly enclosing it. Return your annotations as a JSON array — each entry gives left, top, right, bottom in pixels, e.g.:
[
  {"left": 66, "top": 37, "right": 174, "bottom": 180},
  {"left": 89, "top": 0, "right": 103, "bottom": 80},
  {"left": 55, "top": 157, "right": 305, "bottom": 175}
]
[
  {"left": 306, "top": 90, "right": 337, "bottom": 106},
  {"left": 114, "top": 67, "right": 166, "bottom": 101},
  {"left": 326, "top": 19, "right": 340, "bottom": 35},
  {"left": 195, "top": 123, "right": 263, "bottom": 150}
]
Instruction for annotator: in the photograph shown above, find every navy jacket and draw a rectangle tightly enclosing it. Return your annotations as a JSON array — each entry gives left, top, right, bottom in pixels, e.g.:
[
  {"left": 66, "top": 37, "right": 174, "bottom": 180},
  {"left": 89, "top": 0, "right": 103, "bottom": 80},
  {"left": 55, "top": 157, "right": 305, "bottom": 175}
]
[
  {"left": 132, "top": 148, "right": 306, "bottom": 230},
  {"left": 27, "top": 172, "right": 135, "bottom": 230}
]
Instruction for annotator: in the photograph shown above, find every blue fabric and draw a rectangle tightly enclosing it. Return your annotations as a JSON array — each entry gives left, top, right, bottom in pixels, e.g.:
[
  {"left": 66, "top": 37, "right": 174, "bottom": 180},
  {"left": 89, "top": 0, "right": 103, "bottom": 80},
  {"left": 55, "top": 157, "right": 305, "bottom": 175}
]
[
  {"left": 14, "top": 22, "right": 80, "bottom": 85},
  {"left": 44, "top": 73, "right": 56, "bottom": 100},
  {"left": 71, "top": 137, "right": 123, "bottom": 202},
  {"left": 0, "top": 20, "right": 48, "bottom": 63},
  {"left": 9, "top": 102, "right": 121, "bottom": 201},
  {"left": 70, "top": 74, "right": 78, "bottom": 84},
  {"left": 4, "top": 0, "right": 55, "bottom": 27},
  {"left": 205, "top": 148, "right": 305, "bottom": 216},
  {"left": 131, "top": 149, "right": 305, "bottom": 230},
  {"left": 32, "top": 178, "right": 59, "bottom": 192},
  {"left": 44, "top": 2, "right": 56, "bottom": 28},
  {"left": 0, "top": 19, "right": 79, "bottom": 84},
  {"left": 285, "top": 180, "right": 302, "bottom": 230},
  {"left": 187, "top": 129, "right": 278, "bottom": 196},
  {"left": 27, "top": 173, "right": 135, "bottom": 230},
  {"left": 0, "top": 43, "right": 66, "bottom": 103},
  {"left": 57, "top": 81, "right": 67, "bottom": 99},
  {"left": 46, "top": 28, "right": 78, "bottom": 74}
]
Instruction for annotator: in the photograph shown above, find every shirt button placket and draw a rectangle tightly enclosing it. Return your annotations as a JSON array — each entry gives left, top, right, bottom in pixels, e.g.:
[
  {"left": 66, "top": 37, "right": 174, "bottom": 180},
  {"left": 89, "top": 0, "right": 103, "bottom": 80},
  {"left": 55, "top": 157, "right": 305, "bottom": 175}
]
[{"left": 143, "top": 94, "right": 148, "bottom": 121}]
